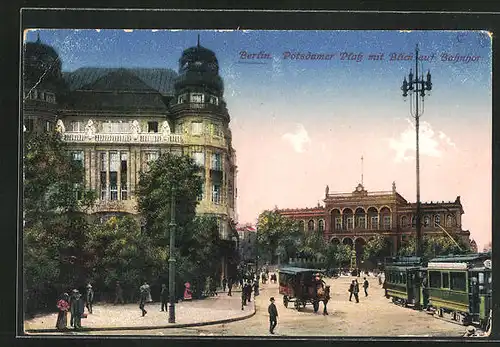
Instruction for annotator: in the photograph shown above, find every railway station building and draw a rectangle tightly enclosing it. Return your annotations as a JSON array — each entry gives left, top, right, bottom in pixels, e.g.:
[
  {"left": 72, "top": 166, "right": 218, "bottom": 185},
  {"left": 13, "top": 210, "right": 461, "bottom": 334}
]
[{"left": 277, "top": 182, "right": 472, "bottom": 259}]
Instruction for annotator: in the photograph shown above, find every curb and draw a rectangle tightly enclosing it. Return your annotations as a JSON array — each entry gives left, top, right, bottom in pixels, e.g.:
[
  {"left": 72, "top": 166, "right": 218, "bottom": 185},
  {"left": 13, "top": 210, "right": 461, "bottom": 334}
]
[{"left": 25, "top": 303, "right": 256, "bottom": 334}]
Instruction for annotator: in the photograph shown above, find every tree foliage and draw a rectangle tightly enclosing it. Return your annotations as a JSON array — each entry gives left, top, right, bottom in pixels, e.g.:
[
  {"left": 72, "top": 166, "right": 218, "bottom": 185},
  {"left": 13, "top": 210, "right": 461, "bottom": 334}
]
[
  {"left": 256, "top": 210, "right": 302, "bottom": 262},
  {"left": 137, "top": 152, "right": 203, "bottom": 246},
  {"left": 325, "top": 243, "right": 352, "bottom": 269},
  {"left": 362, "top": 235, "right": 391, "bottom": 262},
  {"left": 398, "top": 234, "right": 472, "bottom": 259}
]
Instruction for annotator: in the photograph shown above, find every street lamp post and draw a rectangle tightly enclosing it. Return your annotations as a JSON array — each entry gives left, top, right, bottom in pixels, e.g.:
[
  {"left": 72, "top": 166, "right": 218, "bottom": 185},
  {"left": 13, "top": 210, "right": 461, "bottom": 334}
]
[
  {"left": 168, "top": 187, "right": 176, "bottom": 323},
  {"left": 401, "top": 44, "right": 432, "bottom": 257}
]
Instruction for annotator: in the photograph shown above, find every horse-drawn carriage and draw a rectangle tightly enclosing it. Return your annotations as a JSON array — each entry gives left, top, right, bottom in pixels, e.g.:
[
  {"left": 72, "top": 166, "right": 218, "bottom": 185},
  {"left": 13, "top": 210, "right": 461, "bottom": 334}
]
[{"left": 278, "top": 267, "right": 331, "bottom": 314}]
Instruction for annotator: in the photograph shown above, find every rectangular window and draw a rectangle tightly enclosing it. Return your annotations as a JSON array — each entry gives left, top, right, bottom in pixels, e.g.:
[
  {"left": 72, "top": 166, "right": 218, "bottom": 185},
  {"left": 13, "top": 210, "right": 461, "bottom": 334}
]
[
  {"left": 429, "top": 271, "right": 441, "bottom": 288},
  {"left": 72, "top": 151, "right": 84, "bottom": 168},
  {"left": 148, "top": 121, "right": 158, "bottom": 133},
  {"left": 192, "top": 122, "right": 203, "bottom": 135},
  {"left": 212, "top": 184, "right": 221, "bottom": 204},
  {"left": 191, "top": 93, "right": 204, "bottom": 103},
  {"left": 146, "top": 152, "right": 158, "bottom": 164},
  {"left": 109, "top": 152, "right": 119, "bottom": 201},
  {"left": 193, "top": 152, "right": 205, "bottom": 167},
  {"left": 71, "top": 121, "right": 83, "bottom": 132},
  {"left": 45, "top": 121, "right": 51, "bottom": 132},
  {"left": 383, "top": 216, "right": 391, "bottom": 229},
  {"left": 371, "top": 216, "right": 379, "bottom": 229},
  {"left": 211, "top": 153, "right": 222, "bottom": 170},
  {"left": 121, "top": 153, "right": 128, "bottom": 200},
  {"left": 100, "top": 171, "right": 106, "bottom": 200},
  {"left": 442, "top": 272, "right": 450, "bottom": 289},
  {"left": 450, "top": 272, "right": 467, "bottom": 292},
  {"left": 211, "top": 123, "right": 222, "bottom": 137},
  {"left": 346, "top": 217, "right": 354, "bottom": 230},
  {"left": 335, "top": 217, "right": 342, "bottom": 230}
]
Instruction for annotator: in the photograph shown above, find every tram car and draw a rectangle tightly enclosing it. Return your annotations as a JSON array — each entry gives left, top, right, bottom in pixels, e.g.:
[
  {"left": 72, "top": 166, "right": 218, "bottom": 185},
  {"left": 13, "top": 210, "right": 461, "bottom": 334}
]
[
  {"left": 426, "top": 253, "right": 492, "bottom": 328},
  {"left": 384, "top": 256, "right": 426, "bottom": 308}
]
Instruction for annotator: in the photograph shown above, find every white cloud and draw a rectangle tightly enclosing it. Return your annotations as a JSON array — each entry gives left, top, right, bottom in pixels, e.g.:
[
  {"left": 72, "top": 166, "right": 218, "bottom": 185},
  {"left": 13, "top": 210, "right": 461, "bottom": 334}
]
[
  {"left": 282, "top": 124, "right": 311, "bottom": 153},
  {"left": 388, "top": 118, "right": 456, "bottom": 162}
]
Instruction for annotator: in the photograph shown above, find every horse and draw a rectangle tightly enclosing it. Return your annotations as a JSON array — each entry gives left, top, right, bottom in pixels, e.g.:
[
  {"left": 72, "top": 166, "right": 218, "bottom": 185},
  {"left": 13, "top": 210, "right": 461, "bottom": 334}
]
[{"left": 315, "top": 285, "right": 331, "bottom": 315}]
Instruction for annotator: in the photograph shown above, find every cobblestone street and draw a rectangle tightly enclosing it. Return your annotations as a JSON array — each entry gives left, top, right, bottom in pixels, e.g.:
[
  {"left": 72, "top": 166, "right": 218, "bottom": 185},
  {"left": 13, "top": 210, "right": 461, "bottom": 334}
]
[{"left": 79, "top": 275, "right": 465, "bottom": 337}]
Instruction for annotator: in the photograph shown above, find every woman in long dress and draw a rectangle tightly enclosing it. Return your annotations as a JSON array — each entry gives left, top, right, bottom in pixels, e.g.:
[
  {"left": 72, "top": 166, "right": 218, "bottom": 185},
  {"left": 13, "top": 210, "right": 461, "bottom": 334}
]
[{"left": 55, "top": 293, "right": 70, "bottom": 330}]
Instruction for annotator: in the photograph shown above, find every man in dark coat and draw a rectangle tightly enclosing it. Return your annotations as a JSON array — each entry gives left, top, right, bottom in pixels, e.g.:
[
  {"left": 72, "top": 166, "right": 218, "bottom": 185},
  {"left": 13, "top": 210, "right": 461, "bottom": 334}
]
[
  {"left": 349, "top": 280, "right": 355, "bottom": 301},
  {"left": 246, "top": 281, "right": 252, "bottom": 302},
  {"left": 85, "top": 283, "right": 94, "bottom": 314},
  {"left": 353, "top": 279, "right": 360, "bottom": 303},
  {"left": 222, "top": 277, "right": 227, "bottom": 292},
  {"left": 160, "top": 284, "right": 167, "bottom": 311},
  {"left": 114, "top": 281, "right": 124, "bottom": 304},
  {"left": 363, "top": 277, "right": 369, "bottom": 297},
  {"left": 70, "top": 289, "right": 85, "bottom": 329},
  {"left": 268, "top": 297, "right": 278, "bottom": 334},
  {"left": 241, "top": 287, "right": 246, "bottom": 310},
  {"left": 227, "top": 277, "right": 233, "bottom": 296}
]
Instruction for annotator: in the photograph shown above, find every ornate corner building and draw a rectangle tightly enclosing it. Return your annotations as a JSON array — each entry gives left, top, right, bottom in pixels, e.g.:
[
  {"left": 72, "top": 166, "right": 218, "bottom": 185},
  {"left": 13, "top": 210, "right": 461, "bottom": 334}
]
[
  {"left": 22, "top": 37, "right": 238, "bottom": 246},
  {"left": 277, "top": 182, "right": 472, "bottom": 258}
]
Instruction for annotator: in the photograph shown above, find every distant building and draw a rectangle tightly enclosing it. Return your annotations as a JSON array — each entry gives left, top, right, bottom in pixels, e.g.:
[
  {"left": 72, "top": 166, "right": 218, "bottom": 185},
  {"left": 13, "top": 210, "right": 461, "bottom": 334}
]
[{"left": 277, "top": 182, "right": 471, "bottom": 258}]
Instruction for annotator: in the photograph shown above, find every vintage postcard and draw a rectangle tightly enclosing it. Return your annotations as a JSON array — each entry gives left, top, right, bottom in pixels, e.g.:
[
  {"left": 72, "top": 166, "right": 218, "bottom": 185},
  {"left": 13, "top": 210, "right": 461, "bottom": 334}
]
[{"left": 21, "top": 26, "right": 492, "bottom": 338}]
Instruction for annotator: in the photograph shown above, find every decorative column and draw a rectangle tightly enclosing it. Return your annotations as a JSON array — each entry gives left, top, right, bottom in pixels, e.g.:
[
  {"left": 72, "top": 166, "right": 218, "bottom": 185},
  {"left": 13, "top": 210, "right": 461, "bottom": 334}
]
[{"left": 105, "top": 151, "right": 110, "bottom": 200}]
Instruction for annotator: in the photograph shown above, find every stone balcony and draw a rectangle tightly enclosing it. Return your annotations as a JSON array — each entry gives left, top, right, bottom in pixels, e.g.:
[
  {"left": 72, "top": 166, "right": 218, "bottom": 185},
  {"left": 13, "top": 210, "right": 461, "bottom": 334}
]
[{"left": 62, "top": 132, "right": 183, "bottom": 144}]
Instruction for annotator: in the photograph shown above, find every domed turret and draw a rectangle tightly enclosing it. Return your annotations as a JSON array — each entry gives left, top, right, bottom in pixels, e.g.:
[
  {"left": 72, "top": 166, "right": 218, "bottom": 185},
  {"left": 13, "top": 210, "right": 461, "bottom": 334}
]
[
  {"left": 23, "top": 35, "right": 66, "bottom": 95},
  {"left": 174, "top": 37, "right": 224, "bottom": 96}
]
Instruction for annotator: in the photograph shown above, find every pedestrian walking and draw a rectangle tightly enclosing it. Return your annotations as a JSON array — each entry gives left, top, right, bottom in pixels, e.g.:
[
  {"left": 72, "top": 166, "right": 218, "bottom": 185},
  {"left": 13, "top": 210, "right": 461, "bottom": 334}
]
[
  {"left": 69, "top": 289, "right": 84, "bottom": 329},
  {"left": 253, "top": 280, "right": 260, "bottom": 296},
  {"left": 246, "top": 281, "right": 252, "bottom": 302},
  {"left": 363, "top": 277, "right": 369, "bottom": 297},
  {"left": 85, "top": 283, "right": 94, "bottom": 314},
  {"left": 114, "top": 281, "right": 124, "bottom": 304},
  {"left": 378, "top": 273, "right": 382, "bottom": 285},
  {"left": 139, "top": 281, "right": 150, "bottom": 317},
  {"left": 268, "top": 297, "right": 278, "bottom": 334},
  {"left": 160, "top": 284, "right": 167, "bottom": 311},
  {"left": 348, "top": 280, "right": 355, "bottom": 301},
  {"left": 241, "top": 287, "right": 246, "bottom": 310},
  {"left": 222, "top": 276, "right": 227, "bottom": 292},
  {"left": 353, "top": 280, "right": 360, "bottom": 303},
  {"left": 55, "top": 293, "right": 70, "bottom": 330},
  {"left": 227, "top": 277, "right": 233, "bottom": 296}
]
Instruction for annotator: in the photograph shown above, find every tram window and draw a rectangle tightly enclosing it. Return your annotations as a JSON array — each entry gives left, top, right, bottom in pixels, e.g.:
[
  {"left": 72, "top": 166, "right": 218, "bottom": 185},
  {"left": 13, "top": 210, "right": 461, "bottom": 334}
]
[
  {"left": 429, "top": 271, "right": 441, "bottom": 288},
  {"left": 442, "top": 273, "right": 450, "bottom": 288},
  {"left": 450, "top": 272, "right": 466, "bottom": 292},
  {"left": 478, "top": 273, "right": 484, "bottom": 284}
]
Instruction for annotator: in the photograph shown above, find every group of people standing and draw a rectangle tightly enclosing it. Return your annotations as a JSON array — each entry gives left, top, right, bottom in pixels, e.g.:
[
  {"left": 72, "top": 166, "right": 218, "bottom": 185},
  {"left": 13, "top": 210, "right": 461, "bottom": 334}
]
[
  {"left": 348, "top": 277, "right": 369, "bottom": 303},
  {"left": 56, "top": 283, "right": 94, "bottom": 330},
  {"left": 240, "top": 279, "right": 259, "bottom": 310}
]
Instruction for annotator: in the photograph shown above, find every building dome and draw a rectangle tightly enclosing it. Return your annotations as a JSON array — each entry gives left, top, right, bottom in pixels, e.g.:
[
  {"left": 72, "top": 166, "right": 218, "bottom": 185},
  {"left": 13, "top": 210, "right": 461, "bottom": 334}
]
[
  {"left": 174, "top": 38, "right": 224, "bottom": 96},
  {"left": 23, "top": 37, "right": 66, "bottom": 93}
]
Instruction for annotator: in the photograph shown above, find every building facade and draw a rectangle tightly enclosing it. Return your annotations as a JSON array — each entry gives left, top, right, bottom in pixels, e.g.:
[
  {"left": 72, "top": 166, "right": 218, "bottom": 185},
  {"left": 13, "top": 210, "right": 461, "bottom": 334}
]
[
  {"left": 278, "top": 182, "right": 472, "bottom": 258},
  {"left": 23, "top": 38, "right": 238, "bottom": 257}
]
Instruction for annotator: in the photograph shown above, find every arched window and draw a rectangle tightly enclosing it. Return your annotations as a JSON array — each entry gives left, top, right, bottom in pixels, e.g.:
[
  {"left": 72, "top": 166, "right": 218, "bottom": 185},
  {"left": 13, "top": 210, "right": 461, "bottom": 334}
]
[
  {"left": 446, "top": 215, "right": 454, "bottom": 227},
  {"left": 318, "top": 220, "right": 324, "bottom": 232},
  {"left": 434, "top": 214, "right": 441, "bottom": 227},
  {"left": 411, "top": 216, "right": 416, "bottom": 228},
  {"left": 308, "top": 220, "right": 315, "bottom": 232},
  {"left": 424, "top": 215, "right": 430, "bottom": 227},
  {"left": 401, "top": 216, "right": 408, "bottom": 228}
]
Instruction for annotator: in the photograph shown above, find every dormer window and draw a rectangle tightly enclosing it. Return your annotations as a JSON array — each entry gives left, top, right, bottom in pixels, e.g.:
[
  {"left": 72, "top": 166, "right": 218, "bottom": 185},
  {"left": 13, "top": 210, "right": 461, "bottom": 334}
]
[
  {"left": 191, "top": 93, "right": 204, "bottom": 103},
  {"left": 45, "top": 92, "right": 56, "bottom": 103},
  {"left": 178, "top": 94, "right": 188, "bottom": 104}
]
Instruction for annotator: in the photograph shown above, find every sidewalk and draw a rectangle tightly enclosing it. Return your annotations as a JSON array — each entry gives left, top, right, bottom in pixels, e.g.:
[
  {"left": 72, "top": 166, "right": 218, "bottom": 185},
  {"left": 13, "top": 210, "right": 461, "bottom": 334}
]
[{"left": 24, "top": 289, "right": 256, "bottom": 334}]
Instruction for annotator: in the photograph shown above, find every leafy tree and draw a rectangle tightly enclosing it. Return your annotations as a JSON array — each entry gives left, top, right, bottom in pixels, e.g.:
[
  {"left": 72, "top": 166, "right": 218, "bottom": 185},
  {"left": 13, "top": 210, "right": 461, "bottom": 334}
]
[
  {"left": 398, "top": 234, "right": 471, "bottom": 259},
  {"left": 256, "top": 210, "right": 302, "bottom": 263},
  {"left": 363, "top": 235, "right": 391, "bottom": 262},
  {"left": 23, "top": 131, "right": 96, "bottom": 313},
  {"left": 325, "top": 243, "right": 351, "bottom": 269},
  {"left": 136, "top": 152, "right": 203, "bottom": 246},
  {"left": 298, "top": 230, "right": 327, "bottom": 259}
]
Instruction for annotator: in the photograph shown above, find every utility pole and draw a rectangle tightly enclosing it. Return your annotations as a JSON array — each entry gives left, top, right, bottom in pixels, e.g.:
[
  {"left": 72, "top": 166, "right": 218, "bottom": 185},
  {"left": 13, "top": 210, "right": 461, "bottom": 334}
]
[
  {"left": 400, "top": 44, "right": 432, "bottom": 257},
  {"left": 168, "top": 187, "right": 176, "bottom": 323}
]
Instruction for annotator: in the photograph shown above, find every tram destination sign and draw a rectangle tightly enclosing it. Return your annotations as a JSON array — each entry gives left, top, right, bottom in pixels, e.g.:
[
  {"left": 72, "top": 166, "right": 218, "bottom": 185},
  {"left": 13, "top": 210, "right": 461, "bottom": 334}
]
[{"left": 427, "top": 262, "right": 468, "bottom": 270}]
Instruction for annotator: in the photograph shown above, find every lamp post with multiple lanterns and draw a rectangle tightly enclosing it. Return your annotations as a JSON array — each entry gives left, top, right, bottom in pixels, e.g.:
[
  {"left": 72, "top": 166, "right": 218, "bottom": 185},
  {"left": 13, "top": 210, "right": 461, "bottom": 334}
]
[{"left": 400, "top": 44, "right": 432, "bottom": 257}]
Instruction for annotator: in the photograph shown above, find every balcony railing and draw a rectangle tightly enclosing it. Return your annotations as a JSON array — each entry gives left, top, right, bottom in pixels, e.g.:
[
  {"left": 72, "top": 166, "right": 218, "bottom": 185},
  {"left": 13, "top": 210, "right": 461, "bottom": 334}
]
[{"left": 62, "top": 132, "right": 183, "bottom": 144}]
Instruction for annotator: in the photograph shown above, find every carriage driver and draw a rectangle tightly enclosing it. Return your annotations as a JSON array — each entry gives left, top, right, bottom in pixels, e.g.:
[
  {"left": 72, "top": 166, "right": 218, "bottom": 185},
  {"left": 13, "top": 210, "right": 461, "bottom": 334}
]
[{"left": 314, "top": 273, "right": 326, "bottom": 296}]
